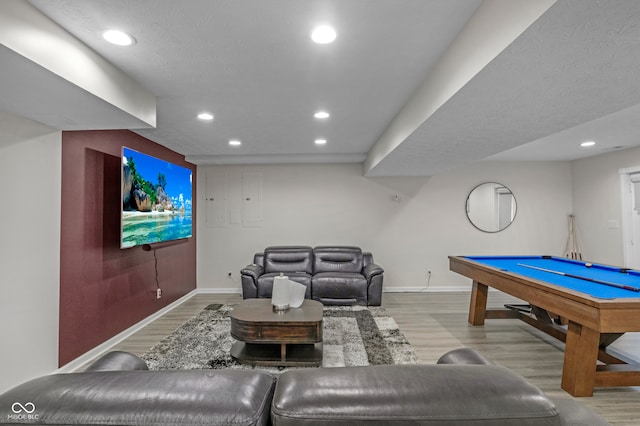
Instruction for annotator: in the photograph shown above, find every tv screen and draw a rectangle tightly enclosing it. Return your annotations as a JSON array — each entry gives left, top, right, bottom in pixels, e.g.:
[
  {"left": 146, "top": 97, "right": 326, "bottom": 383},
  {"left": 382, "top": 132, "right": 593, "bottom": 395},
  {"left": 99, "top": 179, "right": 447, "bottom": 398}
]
[{"left": 121, "top": 147, "right": 193, "bottom": 249}]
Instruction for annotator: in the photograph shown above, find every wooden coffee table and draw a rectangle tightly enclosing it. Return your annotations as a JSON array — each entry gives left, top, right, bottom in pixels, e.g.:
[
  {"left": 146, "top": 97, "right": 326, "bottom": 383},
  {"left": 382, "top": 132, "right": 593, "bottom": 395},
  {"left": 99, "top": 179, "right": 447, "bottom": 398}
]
[{"left": 229, "top": 298, "right": 323, "bottom": 367}]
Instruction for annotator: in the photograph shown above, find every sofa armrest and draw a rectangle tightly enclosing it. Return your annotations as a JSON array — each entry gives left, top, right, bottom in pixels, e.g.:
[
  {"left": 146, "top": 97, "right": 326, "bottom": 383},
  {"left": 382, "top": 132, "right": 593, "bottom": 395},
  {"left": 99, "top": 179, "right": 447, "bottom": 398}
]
[
  {"left": 363, "top": 263, "right": 384, "bottom": 306},
  {"left": 241, "top": 264, "right": 263, "bottom": 299},
  {"left": 362, "top": 263, "right": 383, "bottom": 280},
  {"left": 436, "top": 348, "right": 495, "bottom": 365},
  {"left": 241, "top": 263, "right": 264, "bottom": 280}
]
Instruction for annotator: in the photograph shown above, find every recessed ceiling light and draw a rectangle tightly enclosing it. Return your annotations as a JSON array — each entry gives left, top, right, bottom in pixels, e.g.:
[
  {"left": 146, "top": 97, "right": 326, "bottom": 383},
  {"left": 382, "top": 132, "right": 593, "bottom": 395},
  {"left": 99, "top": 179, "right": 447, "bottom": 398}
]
[
  {"left": 580, "top": 141, "right": 596, "bottom": 147},
  {"left": 197, "top": 112, "right": 214, "bottom": 121},
  {"left": 315, "top": 139, "right": 327, "bottom": 145},
  {"left": 229, "top": 140, "right": 242, "bottom": 146},
  {"left": 314, "top": 111, "right": 330, "bottom": 119},
  {"left": 102, "top": 30, "right": 135, "bottom": 46},
  {"left": 311, "top": 25, "right": 337, "bottom": 44}
]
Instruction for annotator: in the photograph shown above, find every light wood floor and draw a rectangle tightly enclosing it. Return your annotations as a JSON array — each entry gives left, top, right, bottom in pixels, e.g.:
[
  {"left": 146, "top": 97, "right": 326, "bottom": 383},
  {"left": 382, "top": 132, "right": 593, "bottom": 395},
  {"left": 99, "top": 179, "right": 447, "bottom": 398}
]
[{"left": 88, "top": 292, "right": 640, "bottom": 425}]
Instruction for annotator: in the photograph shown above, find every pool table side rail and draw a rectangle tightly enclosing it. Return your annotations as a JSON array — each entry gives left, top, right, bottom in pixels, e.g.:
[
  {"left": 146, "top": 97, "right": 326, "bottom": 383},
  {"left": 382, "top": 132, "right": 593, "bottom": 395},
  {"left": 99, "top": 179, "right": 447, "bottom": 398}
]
[{"left": 449, "top": 256, "right": 640, "bottom": 332}]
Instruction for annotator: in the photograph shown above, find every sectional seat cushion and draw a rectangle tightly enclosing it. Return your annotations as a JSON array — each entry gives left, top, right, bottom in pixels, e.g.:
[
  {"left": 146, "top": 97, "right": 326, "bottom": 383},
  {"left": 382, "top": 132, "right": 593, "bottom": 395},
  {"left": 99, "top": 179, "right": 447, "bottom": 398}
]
[
  {"left": 257, "top": 272, "right": 312, "bottom": 298},
  {"left": 271, "top": 364, "right": 562, "bottom": 426},
  {"left": 311, "top": 272, "right": 367, "bottom": 305},
  {"left": 311, "top": 247, "right": 368, "bottom": 304},
  {"left": 0, "top": 369, "right": 276, "bottom": 426}
]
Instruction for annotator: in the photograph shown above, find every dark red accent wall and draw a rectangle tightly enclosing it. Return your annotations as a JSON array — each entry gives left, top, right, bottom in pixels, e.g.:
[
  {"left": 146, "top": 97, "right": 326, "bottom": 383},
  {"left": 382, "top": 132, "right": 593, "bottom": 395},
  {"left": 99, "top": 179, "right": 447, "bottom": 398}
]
[{"left": 59, "top": 130, "right": 196, "bottom": 366}]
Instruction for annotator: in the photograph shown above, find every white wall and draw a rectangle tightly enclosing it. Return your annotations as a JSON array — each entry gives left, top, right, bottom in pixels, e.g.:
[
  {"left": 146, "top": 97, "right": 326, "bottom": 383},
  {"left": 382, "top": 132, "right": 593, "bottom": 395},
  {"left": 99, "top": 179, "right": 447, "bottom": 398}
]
[
  {"left": 572, "top": 146, "right": 640, "bottom": 265},
  {"left": 197, "top": 161, "right": 573, "bottom": 292},
  {"left": 0, "top": 130, "right": 61, "bottom": 393}
]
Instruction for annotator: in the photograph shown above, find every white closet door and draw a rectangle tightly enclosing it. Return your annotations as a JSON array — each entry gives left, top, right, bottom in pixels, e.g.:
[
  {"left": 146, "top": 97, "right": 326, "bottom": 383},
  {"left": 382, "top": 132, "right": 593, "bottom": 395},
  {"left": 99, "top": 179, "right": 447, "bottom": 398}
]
[
  {"left": 205, "top": 171, "right": 227, "bottom": 227},
  {"left": 242, "top": 172, "right": 262, "bottom": 227}
]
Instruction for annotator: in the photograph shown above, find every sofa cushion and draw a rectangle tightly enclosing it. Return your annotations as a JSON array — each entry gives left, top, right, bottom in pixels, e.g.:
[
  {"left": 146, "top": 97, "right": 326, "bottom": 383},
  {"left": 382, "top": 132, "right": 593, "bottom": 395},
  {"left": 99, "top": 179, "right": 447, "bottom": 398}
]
[
  {"left": 272, "top": 364, "right": 561, "bottom": 426},
  {"left": 313, "top": 246, "right": 363, "bottom": 274},
  {"left": 0, "top": 370, "right": 276, "bottom": 426},
  {"left": 263, "top": 246, "right": 313, "bottom": 274},
  {"left": 257, "top": 272, "right": 312, "bottom": 298},
  {"left": 312, "top": 272, "right": 367, "bottom": 305}
]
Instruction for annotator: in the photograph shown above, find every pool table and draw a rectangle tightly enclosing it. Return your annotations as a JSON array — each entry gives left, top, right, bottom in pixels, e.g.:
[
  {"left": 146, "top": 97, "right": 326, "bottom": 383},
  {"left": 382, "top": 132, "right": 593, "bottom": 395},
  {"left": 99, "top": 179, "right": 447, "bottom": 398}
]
[{"left": 449, "top": 255, "right": 640, "bottom": 397}]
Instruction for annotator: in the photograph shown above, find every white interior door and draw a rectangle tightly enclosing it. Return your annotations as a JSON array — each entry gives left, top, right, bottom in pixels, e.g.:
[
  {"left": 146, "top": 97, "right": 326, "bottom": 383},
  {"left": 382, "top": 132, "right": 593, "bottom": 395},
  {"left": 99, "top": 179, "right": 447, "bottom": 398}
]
[{"left": 620, "top": 167, "right": 640, "bottom": 269}]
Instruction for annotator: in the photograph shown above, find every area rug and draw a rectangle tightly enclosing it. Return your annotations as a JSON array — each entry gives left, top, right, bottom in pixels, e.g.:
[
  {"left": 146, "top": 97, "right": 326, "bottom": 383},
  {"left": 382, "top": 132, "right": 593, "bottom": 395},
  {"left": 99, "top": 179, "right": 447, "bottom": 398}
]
[{"left": 141, "top": 304, "right": 421, "bottom": 372}]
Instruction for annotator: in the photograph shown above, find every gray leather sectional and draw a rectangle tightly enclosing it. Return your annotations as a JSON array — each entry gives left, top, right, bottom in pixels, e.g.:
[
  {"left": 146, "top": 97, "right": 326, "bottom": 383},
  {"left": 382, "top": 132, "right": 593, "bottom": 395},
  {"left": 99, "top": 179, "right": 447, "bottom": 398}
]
[
  {"left": 0, "top": 349, "right": 608, "bottom": 425},
  {"left": 241, "top": 245, "right": 384, "bottom": 306}
]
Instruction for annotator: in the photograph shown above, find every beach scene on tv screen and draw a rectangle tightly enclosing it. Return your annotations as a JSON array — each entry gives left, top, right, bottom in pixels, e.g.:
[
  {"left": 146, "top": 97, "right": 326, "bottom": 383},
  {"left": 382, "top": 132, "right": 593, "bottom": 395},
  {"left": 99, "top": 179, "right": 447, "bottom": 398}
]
[{"left": 121, "top": 147, "right": 193, "bottom": 248}]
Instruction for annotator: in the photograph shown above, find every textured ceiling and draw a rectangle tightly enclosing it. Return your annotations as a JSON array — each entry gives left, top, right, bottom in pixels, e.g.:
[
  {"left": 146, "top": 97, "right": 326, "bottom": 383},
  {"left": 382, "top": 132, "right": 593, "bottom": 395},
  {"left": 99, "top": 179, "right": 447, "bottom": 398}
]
[
  {"left": 5, "top": 0, "right": 640, "bottom": 176},
  {"left": 368, "top": 0, "right": 640, "bottom": 175},
  {"left": 25, "top": 0, "right": 481, "bottom": 166}
]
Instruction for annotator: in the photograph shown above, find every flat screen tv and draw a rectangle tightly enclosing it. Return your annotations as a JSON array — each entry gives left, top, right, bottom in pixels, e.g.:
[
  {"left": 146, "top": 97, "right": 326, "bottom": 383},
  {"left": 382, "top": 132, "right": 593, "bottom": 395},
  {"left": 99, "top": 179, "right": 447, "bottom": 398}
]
[{"left": 121, "top": 147, "right": 193, "bottom": 249}]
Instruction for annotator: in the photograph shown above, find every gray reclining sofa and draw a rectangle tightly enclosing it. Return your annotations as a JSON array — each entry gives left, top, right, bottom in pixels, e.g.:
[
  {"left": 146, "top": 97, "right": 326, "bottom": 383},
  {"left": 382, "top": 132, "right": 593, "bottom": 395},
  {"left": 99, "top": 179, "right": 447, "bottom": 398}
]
[
  {"left": 0, "top": 348, "right": 608, "bottom": 425},
  {"left": 241, "top": 245, "right": 384, "bottom": 306}
]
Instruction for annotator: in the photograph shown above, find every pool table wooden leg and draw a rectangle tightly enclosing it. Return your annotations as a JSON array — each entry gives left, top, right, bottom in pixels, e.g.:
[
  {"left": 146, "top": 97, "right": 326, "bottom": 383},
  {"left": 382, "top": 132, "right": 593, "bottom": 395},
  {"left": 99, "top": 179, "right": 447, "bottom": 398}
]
[
  {"left": 468, "top": 280, "right": 488, "bottom": 326},
  {"left": 561, "top": 321, "right": 600, "bottom": 397}
]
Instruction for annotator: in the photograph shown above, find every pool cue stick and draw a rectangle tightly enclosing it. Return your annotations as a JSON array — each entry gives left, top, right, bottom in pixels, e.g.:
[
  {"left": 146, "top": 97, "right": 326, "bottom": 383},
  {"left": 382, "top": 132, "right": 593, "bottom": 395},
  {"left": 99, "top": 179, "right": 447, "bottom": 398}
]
[
  {"left": 574, "top": 217, "right": 582, "bottom": 260},
  {"left": 516, "top": 263, "right": 640, "bottom": 292},
  {"left": 570, "top": 216, "right": 576, "bottom": 259}
]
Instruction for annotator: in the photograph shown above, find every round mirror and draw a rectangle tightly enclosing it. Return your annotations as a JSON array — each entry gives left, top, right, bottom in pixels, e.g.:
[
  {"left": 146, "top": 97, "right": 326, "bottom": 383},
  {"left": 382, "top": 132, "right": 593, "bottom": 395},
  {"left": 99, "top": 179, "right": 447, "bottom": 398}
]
[{"left": 466, "top": 182, "right": 517, "bottom": 233}]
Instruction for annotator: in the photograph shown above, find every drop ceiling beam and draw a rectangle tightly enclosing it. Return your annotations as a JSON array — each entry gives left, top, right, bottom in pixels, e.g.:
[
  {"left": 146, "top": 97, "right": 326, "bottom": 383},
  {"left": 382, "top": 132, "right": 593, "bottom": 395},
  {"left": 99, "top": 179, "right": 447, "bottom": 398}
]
[
  {"left": 0, "top": 0, "right": 156, "bottom": 130},
  {"left": 364, "top": 0, "right": 556, "bottom": 176}
]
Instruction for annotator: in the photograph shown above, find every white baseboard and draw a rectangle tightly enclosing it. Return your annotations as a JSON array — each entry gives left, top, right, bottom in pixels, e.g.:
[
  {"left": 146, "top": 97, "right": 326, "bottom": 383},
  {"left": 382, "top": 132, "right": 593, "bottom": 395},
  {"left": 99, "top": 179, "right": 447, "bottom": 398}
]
[
  {"left": 197, "top": 287, "right": 242, "bottom": 294},
  {"left": 384, "top": 286, "right": 471, "bottom": 293},
  {"left": 56, "top": 289, "right": 198, "bottom": 373}
]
